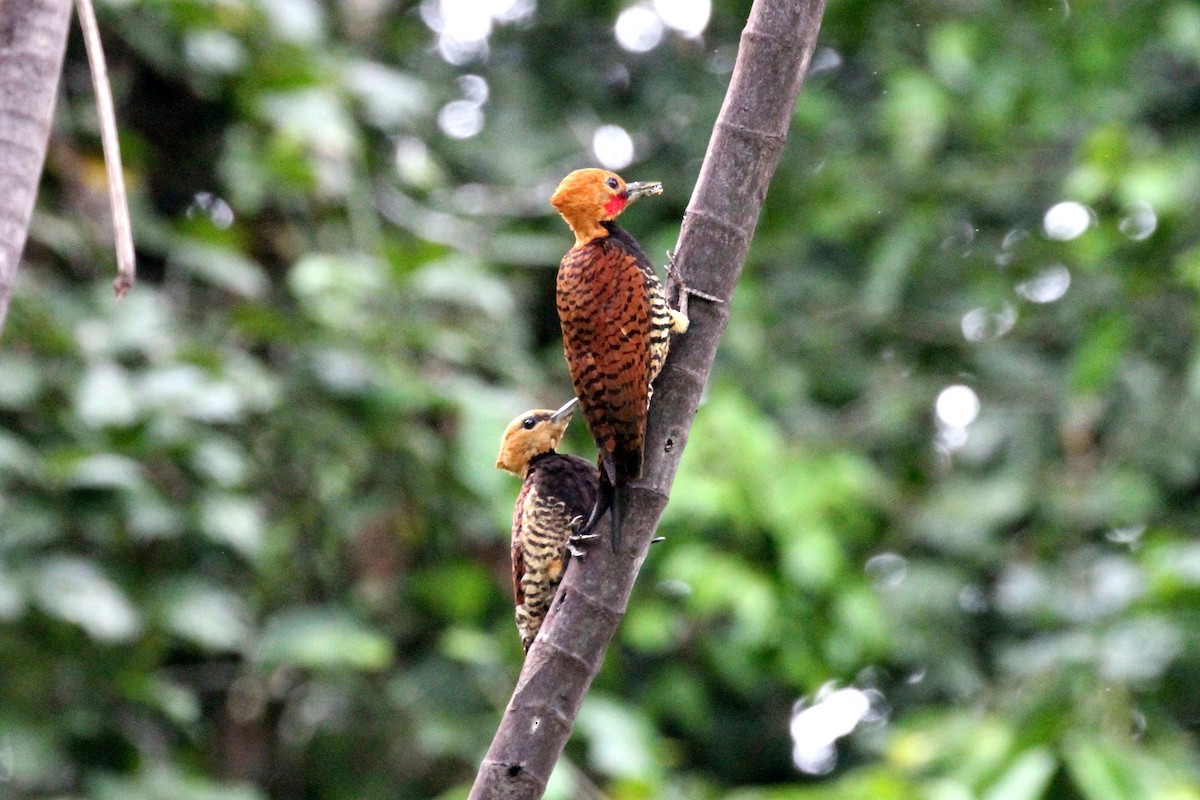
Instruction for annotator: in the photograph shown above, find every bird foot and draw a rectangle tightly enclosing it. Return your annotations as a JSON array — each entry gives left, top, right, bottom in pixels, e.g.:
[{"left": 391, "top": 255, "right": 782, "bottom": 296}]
[
  {"left": 568, "top": 534, "right": 599, "bottom": 558},
  {"left": 666, "top": 252, "right": 722, "bottom": 303},
  {"left": 667, "top": 308, "right": 689, "bottom": 334},
  {"left": 665, "top": 250, "right": 722, "bottom": 330},
  {"left": 567, "top": 515, "right": 599, "bottom": 557}
]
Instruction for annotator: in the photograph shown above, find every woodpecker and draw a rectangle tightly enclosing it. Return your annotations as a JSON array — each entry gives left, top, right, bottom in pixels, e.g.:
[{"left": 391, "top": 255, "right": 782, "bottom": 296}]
[
  {"left": 495, "top": 399, "right": 598, "bottom": 652},
  {"left": 551, "top": 168, "right": 689, "bottom": 551}
]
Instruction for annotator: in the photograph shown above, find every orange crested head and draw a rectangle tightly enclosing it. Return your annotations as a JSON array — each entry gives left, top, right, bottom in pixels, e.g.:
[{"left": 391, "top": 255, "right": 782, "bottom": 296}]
[
  {"left": 495, "top": 399, "right": 578, "bottom": 476},
  {"left": 550, "top": 168, "right": 662, "bottom": 246}
]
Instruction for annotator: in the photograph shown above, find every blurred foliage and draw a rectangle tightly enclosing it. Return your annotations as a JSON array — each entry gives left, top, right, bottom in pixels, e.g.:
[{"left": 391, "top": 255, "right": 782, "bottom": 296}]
[{"left": 2, "top": 0, "right": 1200, "bottom": 797}]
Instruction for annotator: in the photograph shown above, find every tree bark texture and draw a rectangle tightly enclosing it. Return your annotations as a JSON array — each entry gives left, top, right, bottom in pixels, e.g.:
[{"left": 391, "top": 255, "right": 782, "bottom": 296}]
[
  {"left": 468, "top": 0, "right": 826, "bottom": 797},
  {"left": 0, "top": 0, "right": 73, "bottom": 335}
]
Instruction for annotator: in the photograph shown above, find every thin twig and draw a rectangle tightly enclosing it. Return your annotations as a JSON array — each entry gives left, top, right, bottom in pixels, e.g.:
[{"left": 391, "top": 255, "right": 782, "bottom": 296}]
[{"left": 75, "top": 0, "right": 136, "bottom": 299}]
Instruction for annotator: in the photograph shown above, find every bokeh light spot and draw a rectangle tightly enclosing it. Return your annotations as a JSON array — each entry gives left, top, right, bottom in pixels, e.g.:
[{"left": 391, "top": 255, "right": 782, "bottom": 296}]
[
  {"left": 458, "top": 74, "right": 489, "bottom": 104},
  {"left": 808, "top": 46, "right": 843, "bottom": 76},
  {"left": 961, "top": 302, "right": 1017, "bottom": 342},
  {"left": 1016, "top": 264, "right": 1070, "bottom": 304},
  {"left": 936, "top": 384, "right": 979, "bottom": 429},
  {"left": 188, "top": 192, "right": 235, "bottom": 229},
  {"left": 865, "top": 553, "right": 908, "bottom": 590},
  {"left": 438, "top": 100, "right": 485, "bottom": 139},
  {"left": 1043, "top": 201, "right": 1092, "bottom": 240},
  {"left": 790, "top": 686, "right": 877, "bottom": 775},
  {"left": 593, "top": 124, "right": 635, "bottom": 170},
  {"left": 615, "top": 6, "right": 663, "bottom": 52},
  {"left": 1107, "top": 525, "right": 1147, "bottom": 549},
  {"left": 422, "top": 0, "right": 536, "bottom": 64},
  {"left": 1119, "top": 201, "right": 1157, "bottom": 241},
  {"left": 653, "top": 0, "right": 711, "bottom": 36}
]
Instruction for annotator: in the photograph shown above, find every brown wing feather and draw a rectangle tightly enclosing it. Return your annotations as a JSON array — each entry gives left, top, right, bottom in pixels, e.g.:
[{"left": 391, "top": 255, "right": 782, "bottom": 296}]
[{"left": 557, "top": 238, "right": 652, "bottom": 482}]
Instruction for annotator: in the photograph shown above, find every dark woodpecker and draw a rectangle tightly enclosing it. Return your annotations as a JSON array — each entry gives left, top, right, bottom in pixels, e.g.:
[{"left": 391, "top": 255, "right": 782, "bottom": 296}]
[{"left": 495, "top": 399, "right": 598, "bottom": 652}]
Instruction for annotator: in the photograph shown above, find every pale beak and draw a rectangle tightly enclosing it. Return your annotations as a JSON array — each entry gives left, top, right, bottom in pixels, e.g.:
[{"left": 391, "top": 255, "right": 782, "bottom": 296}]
[
  {"left": 550, "top": 397, "right": 578, "bottom": 423},
  {"left": 623, "top": 181, "right": 663, "bottom": 204}
]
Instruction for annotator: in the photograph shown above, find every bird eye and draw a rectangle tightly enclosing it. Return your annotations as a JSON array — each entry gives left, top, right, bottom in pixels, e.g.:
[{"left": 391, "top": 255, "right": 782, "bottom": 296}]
[
  {"left": 522, "top": 417, "right": 536, "bottom": 430},
  {"left": 605, "top": 177, "right": 619, "bottom": 191}
]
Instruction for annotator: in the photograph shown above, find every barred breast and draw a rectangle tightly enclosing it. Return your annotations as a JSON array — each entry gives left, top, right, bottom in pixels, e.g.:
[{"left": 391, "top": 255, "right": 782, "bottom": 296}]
[{"left": 511, "top": 452, "right": 598, "bottom": 650}]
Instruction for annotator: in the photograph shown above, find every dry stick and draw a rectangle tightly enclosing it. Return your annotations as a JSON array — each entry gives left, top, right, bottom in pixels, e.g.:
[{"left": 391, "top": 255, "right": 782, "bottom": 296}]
[
  {"left": 0, "top": 0, "right": 74, "bottom": 335},
  {"left": 75, "top": 0, "right": 135, "bottom": 298},
  {"left": 467, "top": 0, "right": 826, "bottom": 797}
]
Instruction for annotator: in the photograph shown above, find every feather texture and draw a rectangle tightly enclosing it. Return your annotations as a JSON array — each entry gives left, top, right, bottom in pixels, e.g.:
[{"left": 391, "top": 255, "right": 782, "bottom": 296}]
[
  {"left": 511, "top": 452, "right": 598, "bottom": 650},
  {"left": 557, "top": 221, "right": 671, "bottom": 483}
]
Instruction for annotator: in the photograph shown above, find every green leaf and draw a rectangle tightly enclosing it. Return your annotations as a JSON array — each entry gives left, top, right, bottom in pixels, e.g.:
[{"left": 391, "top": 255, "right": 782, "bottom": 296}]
[
  {"left": 575, "top": 695, "right": 661, "bottom": 780},
  {"left": 90, "top": 765, "right": 267, "bottom": 800},
  {"left": 981, "top": 748, "right": 1057, "bottom": 800},
  {"left": 34, "top": 557, "right": 142, "bottom": 642},
  {"left": 159, "top": 580, "right": 252, "bottom": 652},
  {"left": 1064, "top": 738, "right": 1143, "bottom": 800},
  {"left": 254, "top": 608, "right": 393, "bottom": 670},
  {"left": 170, "top": 242, "right": 269, "bottom": 299}
]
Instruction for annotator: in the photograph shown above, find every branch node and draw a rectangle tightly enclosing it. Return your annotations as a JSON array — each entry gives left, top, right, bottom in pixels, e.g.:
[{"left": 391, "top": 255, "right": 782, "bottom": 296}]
[
  {"left": 681, "top": 208, "right": 755, "bottom": 243},
  {"left": 715, "top": 118, "right": 788, "bottom": 147}
]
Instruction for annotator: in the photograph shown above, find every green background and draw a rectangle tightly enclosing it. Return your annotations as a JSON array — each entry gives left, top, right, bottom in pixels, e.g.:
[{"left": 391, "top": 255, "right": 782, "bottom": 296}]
[{"left": 3, "top": 0, "right": 1200, "bottom": 797}]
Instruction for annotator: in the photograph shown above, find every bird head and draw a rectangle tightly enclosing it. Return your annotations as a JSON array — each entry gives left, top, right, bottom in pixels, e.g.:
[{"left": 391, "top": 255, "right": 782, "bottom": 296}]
[
  {"left": 550, "top": 168, "right": 662, "bottom": 245},
  {"left": 495, "top": 398, "right": 578, "bottom": 475}
]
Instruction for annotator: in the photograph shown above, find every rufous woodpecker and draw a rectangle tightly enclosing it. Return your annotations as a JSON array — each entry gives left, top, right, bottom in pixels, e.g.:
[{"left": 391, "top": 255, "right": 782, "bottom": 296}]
[
  {"left": 495, "top": 399, "right": 598, "bottom": 651},
  {"left": 551, "top": 168, "right": 689, "bottom": 551}
]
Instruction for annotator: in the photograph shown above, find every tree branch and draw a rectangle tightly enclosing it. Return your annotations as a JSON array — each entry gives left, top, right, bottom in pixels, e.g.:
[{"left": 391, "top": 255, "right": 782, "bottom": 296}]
[
  {"left": 468, "top": 0, "right": 826, "bottom": 796},
  {"left": 0, "top": 0, "right": 73, "bottom": 335}
]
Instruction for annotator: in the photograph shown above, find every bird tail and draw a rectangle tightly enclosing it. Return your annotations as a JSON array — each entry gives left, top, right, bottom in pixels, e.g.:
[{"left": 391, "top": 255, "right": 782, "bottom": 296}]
[
  {"left": 608, "top": 474, "right": 623, "bottom": 553},
  {"left": 580, "top": 455, "right": 622, "bottom": 552},
  {"left": 608, "top": 439, "right": 642, "bottom": 552},
  {"left": 613, "top": 441, "right": 642, "bottom": 485}
]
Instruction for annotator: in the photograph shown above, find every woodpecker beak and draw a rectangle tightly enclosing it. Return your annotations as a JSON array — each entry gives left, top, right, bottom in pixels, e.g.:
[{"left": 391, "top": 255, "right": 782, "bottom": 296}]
[
  {"left": 623, "top": 181, "right": 663, "bottom": 204},
  {"left": 550, "top": 397, "right": 578, "bottom": 423}
]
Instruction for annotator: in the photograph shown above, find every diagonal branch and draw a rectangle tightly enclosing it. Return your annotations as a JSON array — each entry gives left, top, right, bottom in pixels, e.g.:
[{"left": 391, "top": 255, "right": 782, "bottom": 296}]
[
  {"left": 0, "top": 0, "right": 74, "bottom": 336},
  {"left": 468, "top": 0, "right": 826, "bottom": 797}
]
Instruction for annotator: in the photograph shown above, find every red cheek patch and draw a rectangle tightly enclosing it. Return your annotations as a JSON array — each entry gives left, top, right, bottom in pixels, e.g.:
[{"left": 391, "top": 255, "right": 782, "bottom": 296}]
[{"left": 603, "top": 194, "right": 626, "bottom": 216}]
